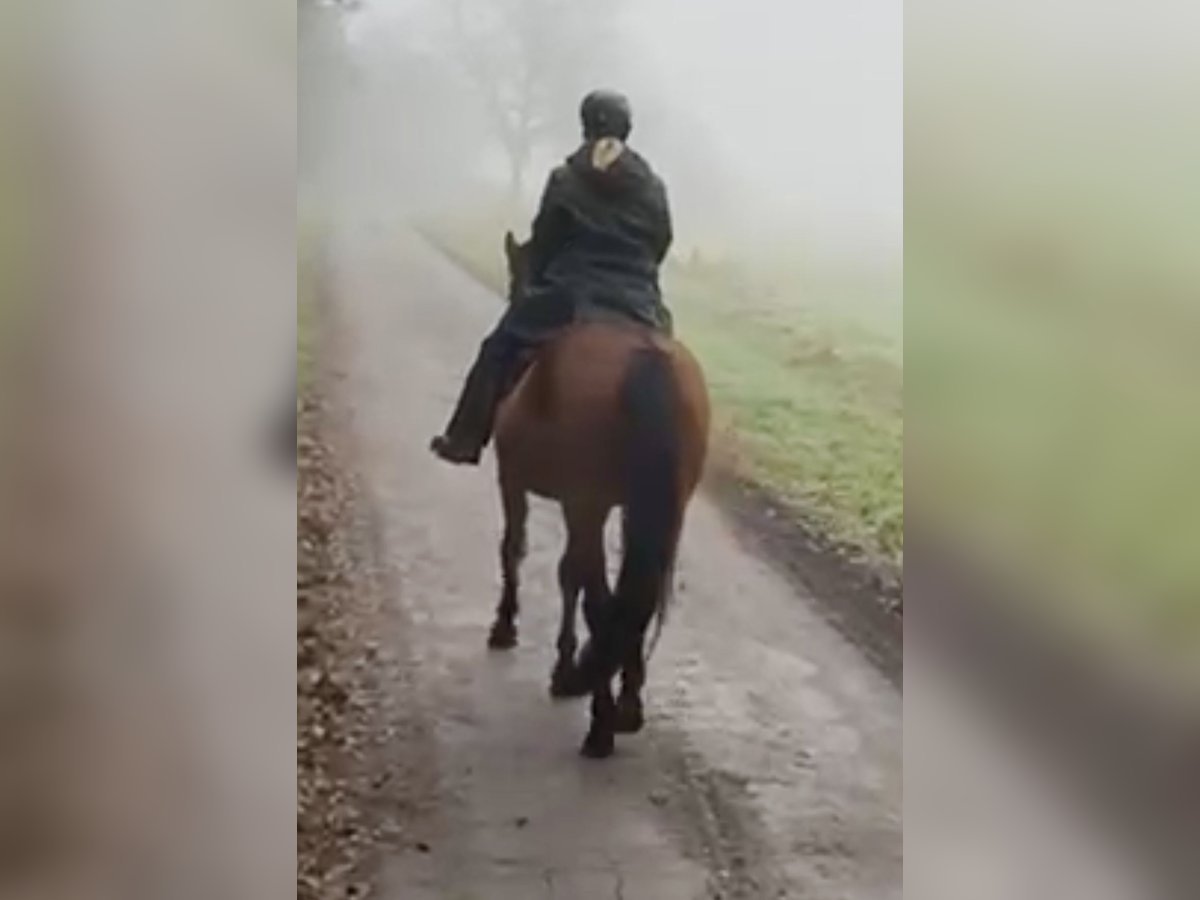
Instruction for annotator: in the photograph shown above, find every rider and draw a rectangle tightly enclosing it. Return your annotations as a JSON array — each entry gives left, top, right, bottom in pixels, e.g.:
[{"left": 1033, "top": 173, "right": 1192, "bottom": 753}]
[{"left": 430, "top": 89, "right": 674, "bottom": 465}]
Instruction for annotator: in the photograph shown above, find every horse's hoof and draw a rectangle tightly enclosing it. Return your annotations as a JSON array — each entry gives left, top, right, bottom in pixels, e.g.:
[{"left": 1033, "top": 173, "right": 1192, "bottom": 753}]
[
  {"left": 613, "top": 698, "right": 645, "bottom": 734},
  {"left": 580, "top": 729, "right": 615, "bottom": 759},
  {"left": 549, "top": 664, "right": 589, "bottom": 699},
  {"left": 487, "top": 625, "right": 517, "bottom": 650}
]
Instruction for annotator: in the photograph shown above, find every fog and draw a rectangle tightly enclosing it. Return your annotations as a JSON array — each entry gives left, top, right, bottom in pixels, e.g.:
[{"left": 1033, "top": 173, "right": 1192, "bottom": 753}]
[{"left": 303, "top": 0, "right": 901, "bottom": 266}]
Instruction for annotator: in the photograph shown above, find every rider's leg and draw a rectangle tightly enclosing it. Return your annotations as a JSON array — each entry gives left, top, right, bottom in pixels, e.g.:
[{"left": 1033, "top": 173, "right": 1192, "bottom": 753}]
[
  {"left": 432, "top": 290, "right": 575, "bottom": 465},
  {"left": 430, "top": 329, "right": 519, "bottom": 465}
]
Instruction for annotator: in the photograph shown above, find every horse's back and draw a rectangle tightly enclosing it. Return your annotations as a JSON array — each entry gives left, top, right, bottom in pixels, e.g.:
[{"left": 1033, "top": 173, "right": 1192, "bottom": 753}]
[{"left": 495, "top": 323, "right": 709, "bottom": 502}]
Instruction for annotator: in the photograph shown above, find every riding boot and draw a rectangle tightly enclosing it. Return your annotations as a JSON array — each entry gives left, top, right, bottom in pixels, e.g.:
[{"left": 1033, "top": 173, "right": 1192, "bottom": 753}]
[{"left": 430, "top": 344, "right": 507, "bottom": 465}]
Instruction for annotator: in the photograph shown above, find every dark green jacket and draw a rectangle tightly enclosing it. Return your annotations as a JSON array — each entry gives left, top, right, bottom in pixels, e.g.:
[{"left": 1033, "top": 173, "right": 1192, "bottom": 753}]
[{"left": 514, "top": 140, "right": 673, "bottom": 337}]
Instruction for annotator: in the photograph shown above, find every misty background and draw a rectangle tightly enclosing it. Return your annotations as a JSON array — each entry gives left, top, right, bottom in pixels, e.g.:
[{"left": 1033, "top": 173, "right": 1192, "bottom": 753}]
[
  {"left": 301, "top": 0, "right": 902, "bottom": 268},
  {"left": 299, "top": 0, "right": 905, "bottom": 564}
]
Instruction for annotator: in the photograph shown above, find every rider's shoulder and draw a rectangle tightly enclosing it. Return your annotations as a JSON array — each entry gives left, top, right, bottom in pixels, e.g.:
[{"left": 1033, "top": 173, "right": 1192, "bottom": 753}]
[
  {"left": 547, "top": 162, "right": 575, "bottom": 188},
  {"left": 623, "top": 147, "right": 664, "bottom": 183}
]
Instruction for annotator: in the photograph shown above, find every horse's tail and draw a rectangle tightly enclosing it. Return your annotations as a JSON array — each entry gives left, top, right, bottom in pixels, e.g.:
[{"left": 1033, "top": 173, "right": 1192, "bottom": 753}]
[{"left": 609, "top": 345, "right": 683, "bottom": 670}]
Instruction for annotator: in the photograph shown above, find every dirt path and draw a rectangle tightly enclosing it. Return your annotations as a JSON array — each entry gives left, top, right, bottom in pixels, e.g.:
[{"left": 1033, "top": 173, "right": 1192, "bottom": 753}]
[{"left": 322, "top": 225, "right": 901, "bottom": 900}]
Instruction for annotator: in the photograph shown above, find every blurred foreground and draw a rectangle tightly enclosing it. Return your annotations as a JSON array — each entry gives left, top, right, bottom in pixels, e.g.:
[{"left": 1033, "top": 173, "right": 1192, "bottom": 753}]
[
  {"left": 908, "top": 0, "right": 1200, "bottom": 896},
  {"left": 1, "top": 2, "right": 294, "bottom": 897}
]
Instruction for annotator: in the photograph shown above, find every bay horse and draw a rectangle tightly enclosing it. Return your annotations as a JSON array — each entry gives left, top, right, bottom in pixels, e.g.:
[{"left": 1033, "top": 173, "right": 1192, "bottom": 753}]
[{"left": 487, "top": 232, "right": 710, "bottom": 758}]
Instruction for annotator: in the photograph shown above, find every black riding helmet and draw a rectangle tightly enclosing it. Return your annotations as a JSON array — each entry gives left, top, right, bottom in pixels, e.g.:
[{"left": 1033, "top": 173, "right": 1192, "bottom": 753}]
[{"left": 580, "top": 90, "right": 632, "bottom": 141}]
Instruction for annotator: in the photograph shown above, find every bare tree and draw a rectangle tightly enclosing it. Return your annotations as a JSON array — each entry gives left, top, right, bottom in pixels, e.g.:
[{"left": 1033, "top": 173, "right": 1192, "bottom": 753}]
[{"left": 447, "top": 0, "right": 624, "bottom": 199}]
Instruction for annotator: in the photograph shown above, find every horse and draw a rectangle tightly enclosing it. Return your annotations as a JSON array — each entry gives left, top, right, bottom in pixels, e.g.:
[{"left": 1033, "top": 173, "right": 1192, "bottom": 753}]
[{"left": 486, "top": 231, "right": 710, "bottom": 758}]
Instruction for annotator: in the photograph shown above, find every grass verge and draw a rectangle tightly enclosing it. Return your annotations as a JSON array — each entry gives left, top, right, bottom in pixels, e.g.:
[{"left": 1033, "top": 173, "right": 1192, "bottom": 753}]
[{"left": 297, "top": 217, "right": 324, "bottom": 391}]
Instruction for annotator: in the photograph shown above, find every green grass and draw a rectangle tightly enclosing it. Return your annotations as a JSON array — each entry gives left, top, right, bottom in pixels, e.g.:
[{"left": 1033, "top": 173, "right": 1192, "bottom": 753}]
[
  {"left": 423, "top": 215, "right": 904, "bottom": 564},
  {"left": 0, "top": 7, "right": 43, "bottom": 368},
  {"left": 297, "top": 286, "right": 316, "bottom": 390},
  {"left": 906, "top": 95, "right": 1200, "bottom": 670},
  {"left": 0, "top": 64, "right": 28, "bottom": 358},
  {"left": 909, "top": 213, "right": 1200, "bottom": 660},
  {"left": 297, "top": 217, "right": 322, "bottom": 390},
  {"left": 669, "top": 264, "right": 902, "bottom": 561}
]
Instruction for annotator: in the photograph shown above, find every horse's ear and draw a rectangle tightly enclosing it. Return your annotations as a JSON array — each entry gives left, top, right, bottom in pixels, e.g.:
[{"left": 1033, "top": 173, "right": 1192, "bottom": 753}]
[{"left": 504, "top": 230, "right": 518, "bottom": 260}]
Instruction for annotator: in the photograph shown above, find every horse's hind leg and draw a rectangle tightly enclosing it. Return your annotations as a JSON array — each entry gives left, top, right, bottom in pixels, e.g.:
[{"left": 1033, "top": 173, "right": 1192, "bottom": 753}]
[
  {"left": 550, "top": 504, "right": 606, "bottom": 697},
  {"left": 615, "top": 647, "right": 646, "bottom": 734},
  {"left": 488, "top": 475, "right": 527, "bottom": 650},
  {"left": 550, "top": 550, "right": 583, "bottom": 696},
  {"left": 581, "top": 681, "right": 618, "bottom": 759}
]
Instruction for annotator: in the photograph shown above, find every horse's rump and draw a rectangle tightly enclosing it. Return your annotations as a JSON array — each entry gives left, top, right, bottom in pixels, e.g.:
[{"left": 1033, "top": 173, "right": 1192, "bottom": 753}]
[{"left": 494, "top": 322, "right": 708, "bottom": 504}]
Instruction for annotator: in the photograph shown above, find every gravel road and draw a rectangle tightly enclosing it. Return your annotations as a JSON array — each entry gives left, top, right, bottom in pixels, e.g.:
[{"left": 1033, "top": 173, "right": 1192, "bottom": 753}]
[{"left": 324, "top": 225, "right": 901, "bottom": 900}]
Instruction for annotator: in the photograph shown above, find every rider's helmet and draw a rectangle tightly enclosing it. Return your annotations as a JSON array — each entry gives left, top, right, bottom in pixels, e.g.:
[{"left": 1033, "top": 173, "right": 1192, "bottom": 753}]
[{"left": 580, "top": 90, "right": 632, "bottom": 141}]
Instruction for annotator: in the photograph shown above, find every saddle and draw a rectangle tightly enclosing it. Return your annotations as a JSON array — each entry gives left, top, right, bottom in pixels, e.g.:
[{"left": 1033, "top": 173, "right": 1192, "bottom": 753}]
[{"left": 499, "top": 302, "right": 671, "bottom": 406}]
